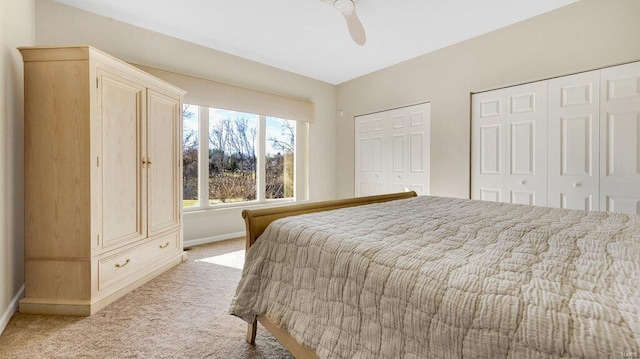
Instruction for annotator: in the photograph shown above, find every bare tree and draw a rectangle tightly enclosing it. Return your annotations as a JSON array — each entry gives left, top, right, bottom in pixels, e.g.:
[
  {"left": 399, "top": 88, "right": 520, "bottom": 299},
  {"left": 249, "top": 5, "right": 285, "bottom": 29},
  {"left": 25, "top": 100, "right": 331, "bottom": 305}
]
[
  {"left": 186, "top": 110, "right": 295, "bottom": 204},
  {"left": 209, "top": 118, "right": 231, "bottom": 172},
  {"left": 269, "top": 120, "right": 295, "bottom": 154},
  {"left": 182, "top": 105, "right": 199, "bottom": 201}
]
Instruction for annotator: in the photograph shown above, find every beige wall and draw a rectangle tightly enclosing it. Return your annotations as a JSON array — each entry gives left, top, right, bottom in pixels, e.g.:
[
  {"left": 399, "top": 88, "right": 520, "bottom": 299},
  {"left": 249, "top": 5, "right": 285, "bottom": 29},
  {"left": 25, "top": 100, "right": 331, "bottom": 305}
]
[
  {"left": 1, "top": 0, "right": 36, "bottom": 333},
  {"left": 336, "top": 0, "right": 640, "bottom": 199},
  {"left": 34, "top": 0, "right": 337, "bottom": 243},
  {"left": 27, "top": 0, "right": 640, "bottom": 245}
]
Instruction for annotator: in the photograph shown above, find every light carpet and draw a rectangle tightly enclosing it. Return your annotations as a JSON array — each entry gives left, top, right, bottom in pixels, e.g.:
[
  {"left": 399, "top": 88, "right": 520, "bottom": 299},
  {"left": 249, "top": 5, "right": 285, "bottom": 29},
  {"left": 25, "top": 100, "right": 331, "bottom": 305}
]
[{"left": 0, "top": 238, "right": 294, "bottom": 359}]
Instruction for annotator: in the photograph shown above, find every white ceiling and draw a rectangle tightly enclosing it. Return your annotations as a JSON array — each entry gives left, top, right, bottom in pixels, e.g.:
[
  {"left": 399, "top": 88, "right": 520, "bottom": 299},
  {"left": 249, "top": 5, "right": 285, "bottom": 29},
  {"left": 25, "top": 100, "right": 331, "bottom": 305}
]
[{"left": 52, "top": 0, "right": 577, "bottom": 85}]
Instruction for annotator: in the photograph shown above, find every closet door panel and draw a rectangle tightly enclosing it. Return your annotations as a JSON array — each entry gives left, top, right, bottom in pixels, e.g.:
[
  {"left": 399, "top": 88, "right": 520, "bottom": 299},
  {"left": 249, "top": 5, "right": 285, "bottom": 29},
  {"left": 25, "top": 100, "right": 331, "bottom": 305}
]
[
  {"left": 548, "top": 71, "right": 600, "bottom": 210},
  {"left": 390, "top": 112, "right": 409, "bottom": 194},
  {"left": 505, "top": 81, "right": 548, "bottom": 206},
  {"left": 390, "top": 105, "right": 430, "bottom": 196},
  {"left": 600, "top": 62, "right": 640, "bottom": 214},
  {"left": 355, "top": 114, "right": 387, "bottom": 196},
  {"left": 472, "top": 90, "right": 506, "bottom": 202},
  {"left": 355, "top": 117, "right": 372, "bottom": 196},
  {"left": 355, "top": 103, "right": 430, "bottom": 196}
]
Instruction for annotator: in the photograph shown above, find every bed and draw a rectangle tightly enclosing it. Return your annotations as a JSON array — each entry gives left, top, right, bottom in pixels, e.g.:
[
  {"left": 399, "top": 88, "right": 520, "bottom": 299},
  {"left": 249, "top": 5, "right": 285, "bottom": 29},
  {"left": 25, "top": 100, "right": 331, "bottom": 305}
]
[{"left": 229, "top": 192, "right": 640, "bottom": 358}]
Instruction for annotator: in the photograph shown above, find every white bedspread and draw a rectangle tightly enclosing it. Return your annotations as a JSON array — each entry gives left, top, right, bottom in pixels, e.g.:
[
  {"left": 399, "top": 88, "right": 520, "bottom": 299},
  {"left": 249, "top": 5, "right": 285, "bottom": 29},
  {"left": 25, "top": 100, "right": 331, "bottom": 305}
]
[{"left": 229, "top": 196, "right": 640, "bottom": 358}]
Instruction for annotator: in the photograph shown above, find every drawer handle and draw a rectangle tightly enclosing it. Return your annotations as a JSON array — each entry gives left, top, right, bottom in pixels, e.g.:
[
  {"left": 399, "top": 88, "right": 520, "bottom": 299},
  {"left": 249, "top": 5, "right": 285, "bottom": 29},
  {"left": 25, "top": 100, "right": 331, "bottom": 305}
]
[
  {"left": 159, "top": 242, "right": 170, "bottom": 249},
  {"left": 115, "top": 259, "right": 131, "bottom": 268}
]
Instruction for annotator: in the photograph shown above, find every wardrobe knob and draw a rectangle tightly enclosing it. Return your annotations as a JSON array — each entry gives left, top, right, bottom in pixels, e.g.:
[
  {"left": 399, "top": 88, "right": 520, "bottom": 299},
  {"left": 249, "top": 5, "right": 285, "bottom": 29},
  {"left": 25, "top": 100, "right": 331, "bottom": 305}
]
[
  {"left": 573, "top": 182, "right": 581, "bottom": 187},
  {"left": 519, "top": 180, "right": 526, "bottom": 185}
]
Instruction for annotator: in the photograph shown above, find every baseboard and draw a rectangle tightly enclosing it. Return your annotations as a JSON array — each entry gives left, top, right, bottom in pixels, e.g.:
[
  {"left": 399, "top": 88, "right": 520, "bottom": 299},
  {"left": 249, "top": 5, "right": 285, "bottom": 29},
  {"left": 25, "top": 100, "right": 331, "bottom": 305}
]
[
  {"left": 184, "top": 231, "right": 245, "bottom": 248},
  {"left": 0, "top": 284, "right": 25, "bottom": 336}
]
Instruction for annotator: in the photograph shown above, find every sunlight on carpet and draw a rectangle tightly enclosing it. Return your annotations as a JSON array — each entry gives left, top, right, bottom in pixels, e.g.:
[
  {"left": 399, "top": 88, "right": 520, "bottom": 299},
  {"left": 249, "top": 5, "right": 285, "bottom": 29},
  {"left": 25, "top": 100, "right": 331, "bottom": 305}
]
[{"left": 195, "top": 249, "right": 245, "bottom": 270}]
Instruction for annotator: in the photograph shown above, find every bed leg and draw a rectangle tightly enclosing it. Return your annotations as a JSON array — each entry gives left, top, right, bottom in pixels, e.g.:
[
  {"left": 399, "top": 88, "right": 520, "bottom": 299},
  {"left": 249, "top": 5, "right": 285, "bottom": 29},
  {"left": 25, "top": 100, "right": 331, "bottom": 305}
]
[{"left": 246, "top": 319, "right": 257, "bottom": 344}]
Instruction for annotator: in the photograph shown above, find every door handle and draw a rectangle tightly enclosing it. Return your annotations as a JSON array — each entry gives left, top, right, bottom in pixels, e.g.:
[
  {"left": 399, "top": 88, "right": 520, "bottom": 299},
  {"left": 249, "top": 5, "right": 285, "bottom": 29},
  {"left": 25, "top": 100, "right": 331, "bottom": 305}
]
[{"left": 141, "top": 157, "right": 153, "bottom": 167}]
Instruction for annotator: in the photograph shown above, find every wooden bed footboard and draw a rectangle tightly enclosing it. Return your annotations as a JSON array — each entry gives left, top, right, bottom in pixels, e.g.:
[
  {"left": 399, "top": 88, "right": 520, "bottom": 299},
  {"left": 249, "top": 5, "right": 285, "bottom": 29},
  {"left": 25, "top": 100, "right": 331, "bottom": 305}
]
[
  {"left": 241, "top": 191, "right": 417, "bottom": 251},
  {"left": 241, "top": 191, "right": 417, "bottom": 358}
]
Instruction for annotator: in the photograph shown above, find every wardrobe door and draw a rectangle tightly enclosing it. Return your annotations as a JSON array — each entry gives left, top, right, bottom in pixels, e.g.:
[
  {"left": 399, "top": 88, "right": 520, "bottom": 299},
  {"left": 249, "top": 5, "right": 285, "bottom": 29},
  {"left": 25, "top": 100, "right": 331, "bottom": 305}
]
[
  {"left": 599, "top": 62, "right": 640, "bottom": 214},
  {"left": 548, "top": 71, "right": 600, "bottom": 210},
  {"left": 97, "top": 69, "right": 147, "bottom": 250},
  {"left": 472, "top": 89, "right": 506, "bottom": 202},
  {"left": 505, "top": 81, "right": 548, "bottom": 206},
  {"left": 147, "top": 90, "right": 182, "bottom": 236}
]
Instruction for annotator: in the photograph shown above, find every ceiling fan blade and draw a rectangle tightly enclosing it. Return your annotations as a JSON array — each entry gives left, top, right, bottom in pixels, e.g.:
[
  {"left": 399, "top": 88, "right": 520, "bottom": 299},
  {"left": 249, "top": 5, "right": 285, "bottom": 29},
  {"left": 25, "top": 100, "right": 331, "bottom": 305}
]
[{"left": 342, "top": 9, "right": 366, "bottom": 46}]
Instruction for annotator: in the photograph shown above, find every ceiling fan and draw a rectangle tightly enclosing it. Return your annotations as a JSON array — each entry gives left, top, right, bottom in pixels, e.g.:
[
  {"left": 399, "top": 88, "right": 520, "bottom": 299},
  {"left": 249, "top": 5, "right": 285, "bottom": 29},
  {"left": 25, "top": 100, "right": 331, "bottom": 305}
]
[{"left": 321, "top": 0, "right": 366, "bottom": 46}]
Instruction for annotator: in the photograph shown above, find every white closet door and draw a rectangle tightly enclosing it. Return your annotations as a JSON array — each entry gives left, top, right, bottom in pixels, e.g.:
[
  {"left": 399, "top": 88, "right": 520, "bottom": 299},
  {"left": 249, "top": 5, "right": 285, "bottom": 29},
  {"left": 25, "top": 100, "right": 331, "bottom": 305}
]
[
  {"left": 355, "top": 114, "right": 388, "bottom": 196},
  {"left": 505, "top": 81, "right": 548, "bottom": 206},
  {"left": 599, "top": 61, "right": 640, "bottom": 214},
  {"left": 548, "top": 71, "right": 600, "bottom": 210},
  {"left": 355, "top": 103, "right": 430, "bottom": 197},
  {"left": 471, "top": 89, "right": 506, "bottom": 202},
  {"left": 388, "top": 104, "right": 430, "bottom": 195}
]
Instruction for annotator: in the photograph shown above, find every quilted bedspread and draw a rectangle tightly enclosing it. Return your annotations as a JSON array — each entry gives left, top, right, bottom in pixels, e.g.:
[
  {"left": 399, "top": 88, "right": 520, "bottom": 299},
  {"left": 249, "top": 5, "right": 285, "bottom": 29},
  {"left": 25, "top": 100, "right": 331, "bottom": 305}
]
[{"left": 229, "top": 196, "right": 640, "bottom": 358}]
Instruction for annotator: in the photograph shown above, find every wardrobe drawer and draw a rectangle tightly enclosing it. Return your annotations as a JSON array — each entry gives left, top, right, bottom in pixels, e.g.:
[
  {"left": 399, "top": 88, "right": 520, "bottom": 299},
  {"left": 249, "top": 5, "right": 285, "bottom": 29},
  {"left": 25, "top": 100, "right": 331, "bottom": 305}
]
[{"left": 98, "top": 232, "right": 180, "bottom": 291}]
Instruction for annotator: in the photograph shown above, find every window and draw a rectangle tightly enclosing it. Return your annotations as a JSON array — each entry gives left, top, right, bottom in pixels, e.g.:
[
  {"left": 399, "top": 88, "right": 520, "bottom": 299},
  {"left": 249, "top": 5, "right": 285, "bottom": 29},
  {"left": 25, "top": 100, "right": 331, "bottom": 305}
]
[
  {"left": 208, "top": 109, "right": 258, "bottom": 205},
  {"left": 266, "top": 116, "right": 295, "bottom": 200},
  {"left": 183, "top": 104, "right": 300, "bottom": 209},
  {"left": 182, "top": 105, "right": 199, "bottom": 208}
]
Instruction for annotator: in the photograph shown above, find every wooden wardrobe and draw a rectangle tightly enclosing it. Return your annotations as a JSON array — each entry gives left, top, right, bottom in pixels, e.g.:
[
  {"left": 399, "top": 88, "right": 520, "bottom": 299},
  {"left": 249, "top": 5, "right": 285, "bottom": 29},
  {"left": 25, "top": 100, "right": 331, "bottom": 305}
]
[{"left": 19, "top": 46, "right": 187, "bottom": 315}]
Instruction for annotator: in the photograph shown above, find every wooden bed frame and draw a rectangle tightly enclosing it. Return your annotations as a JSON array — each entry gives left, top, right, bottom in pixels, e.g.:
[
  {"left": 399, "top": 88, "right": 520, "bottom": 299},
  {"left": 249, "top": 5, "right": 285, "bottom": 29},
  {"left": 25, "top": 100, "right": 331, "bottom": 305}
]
[{"left": 241, "top": 191, "right": 418, "bottom": 358}]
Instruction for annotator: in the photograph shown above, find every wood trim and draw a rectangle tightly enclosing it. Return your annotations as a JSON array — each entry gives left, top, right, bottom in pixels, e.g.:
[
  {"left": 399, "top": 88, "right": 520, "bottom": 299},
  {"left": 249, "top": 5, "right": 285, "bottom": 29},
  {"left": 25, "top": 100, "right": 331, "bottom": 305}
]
[
  {"left": 257, "top": 316, "right": 319, "bottom": 359},
  {"left": 241, "top": 191, "right": 418, "bottom": 357},
  {"left": 19, "top": 46, "right": 186, "bottom": 97}
]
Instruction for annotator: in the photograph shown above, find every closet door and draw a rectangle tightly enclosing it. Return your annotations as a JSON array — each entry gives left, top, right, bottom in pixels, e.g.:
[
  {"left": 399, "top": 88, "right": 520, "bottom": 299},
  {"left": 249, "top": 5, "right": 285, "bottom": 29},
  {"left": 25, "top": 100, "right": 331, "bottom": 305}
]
[
  {"left": 505, "top": 81, "right": 548, "bottom": 206},
  {"left": 548, "top": 71, "right": 600, "bottom": 210},
  {"left": 471, "top": 89, "right": 506, "bottom": 202},
  {"left": 599, "top": 62, "right": 640, "bottom": 214},
  {"left": 355, "top": 103, "right": 430, "bottom": 197},
  {"left": 388, "top": 104, "right": 430, "bottom": 195},
  {"left": 355, "top": 113, "right": 388, "bottom": 196}
]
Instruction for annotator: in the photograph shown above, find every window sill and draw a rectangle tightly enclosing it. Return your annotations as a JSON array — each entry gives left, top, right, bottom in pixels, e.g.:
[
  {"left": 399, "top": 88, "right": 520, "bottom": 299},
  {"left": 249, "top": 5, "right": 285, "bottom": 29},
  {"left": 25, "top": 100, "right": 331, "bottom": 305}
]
[{"left": 183, "top": 199, "right": 310, "bottom": 219}]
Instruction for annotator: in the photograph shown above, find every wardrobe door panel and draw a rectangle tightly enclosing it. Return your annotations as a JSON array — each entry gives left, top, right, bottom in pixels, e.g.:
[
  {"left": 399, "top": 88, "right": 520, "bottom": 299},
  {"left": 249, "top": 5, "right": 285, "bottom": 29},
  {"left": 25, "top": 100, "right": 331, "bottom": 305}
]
[
  {"left": 548, "top": 71, "right": 600, "bottom": 210},
  {"left": 98, "top": 69, "right": 147, "bottom": 250},
  {"left": 147, "top": 90, "right": 181, "bottom": 235},
  {"left": 600, "top": 62, "right": 640, "bottom": 214}
]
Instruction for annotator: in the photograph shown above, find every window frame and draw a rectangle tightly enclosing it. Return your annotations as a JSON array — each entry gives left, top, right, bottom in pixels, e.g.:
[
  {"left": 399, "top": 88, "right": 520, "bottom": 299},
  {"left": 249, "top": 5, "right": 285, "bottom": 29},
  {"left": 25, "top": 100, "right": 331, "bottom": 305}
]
[{"left": 183, "top": 104, "right": 306, "bottom": 212}]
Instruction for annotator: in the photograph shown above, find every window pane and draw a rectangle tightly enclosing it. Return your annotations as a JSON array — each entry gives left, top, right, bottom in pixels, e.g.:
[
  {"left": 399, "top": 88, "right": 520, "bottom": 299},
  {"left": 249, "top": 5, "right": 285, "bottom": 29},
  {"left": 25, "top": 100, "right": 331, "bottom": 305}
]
[
  {"left": 183, "top": 104, "right": 199, "bottom": 208},
  {"left": 209, "top": 109, "right": 258, "bottom": 205},
  {"left": 266, "top": 117, "right": 295, "bottom": 199}
]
